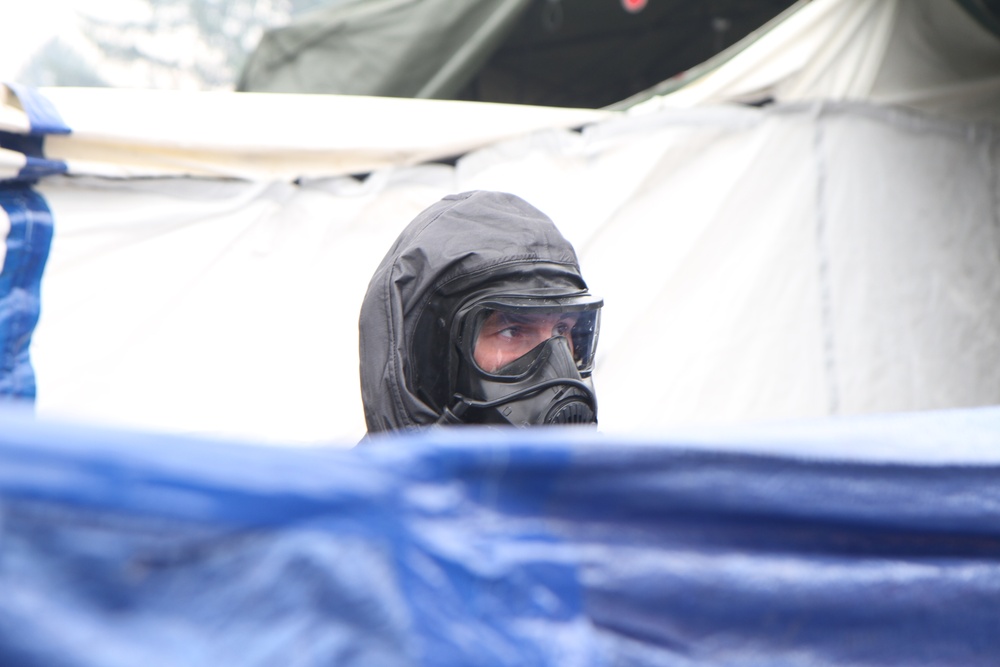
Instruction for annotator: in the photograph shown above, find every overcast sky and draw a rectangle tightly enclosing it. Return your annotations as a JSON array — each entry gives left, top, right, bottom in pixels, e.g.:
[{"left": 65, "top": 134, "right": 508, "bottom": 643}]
[
  {"left": 0, "top": 0, "right": 300, "bottom": 89},
  {"left": 1, "top": 0, "right": 105, "bottom": 82}
]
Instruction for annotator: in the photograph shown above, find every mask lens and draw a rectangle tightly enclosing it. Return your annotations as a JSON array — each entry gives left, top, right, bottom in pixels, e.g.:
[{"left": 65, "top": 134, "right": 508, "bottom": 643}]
[{"left": 470, "top": 305, "right": 600, "bottom": 376}]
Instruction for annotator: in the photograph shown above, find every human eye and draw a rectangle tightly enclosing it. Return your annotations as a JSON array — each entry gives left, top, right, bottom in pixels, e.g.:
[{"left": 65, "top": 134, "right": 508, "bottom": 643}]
[
  {"left": 554, "top": 318, "right": 576, "bottom": 337},
  {"left": 497, "top": 325, "right": 524, "bottom": 340}
]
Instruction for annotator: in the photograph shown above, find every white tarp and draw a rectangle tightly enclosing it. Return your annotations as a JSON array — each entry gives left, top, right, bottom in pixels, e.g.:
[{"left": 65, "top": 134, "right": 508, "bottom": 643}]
[{"left": 24, "top": 99, "right": 1000, "bottom": 444}]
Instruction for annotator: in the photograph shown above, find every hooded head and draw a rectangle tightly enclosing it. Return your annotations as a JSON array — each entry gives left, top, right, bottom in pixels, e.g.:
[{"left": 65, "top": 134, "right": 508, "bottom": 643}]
[{"left": 359, "top": 191, "right": 600, "bottom": 434}]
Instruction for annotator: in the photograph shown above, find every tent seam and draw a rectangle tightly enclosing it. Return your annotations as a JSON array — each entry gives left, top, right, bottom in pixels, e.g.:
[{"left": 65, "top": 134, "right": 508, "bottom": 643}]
[{"left": 812, "top": 102, "right": 840, "bottom": 416}]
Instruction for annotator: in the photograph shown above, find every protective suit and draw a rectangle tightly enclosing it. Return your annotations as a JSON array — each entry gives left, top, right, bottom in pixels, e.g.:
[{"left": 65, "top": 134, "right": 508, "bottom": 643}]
[{"left": 359, "top": 191, "right": 602, "bottom": 434}]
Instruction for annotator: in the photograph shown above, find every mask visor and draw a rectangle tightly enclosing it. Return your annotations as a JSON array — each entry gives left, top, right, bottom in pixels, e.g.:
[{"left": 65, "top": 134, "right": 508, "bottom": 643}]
[{"left": 464, "top": 295, "right": 602, "bottom": 378}]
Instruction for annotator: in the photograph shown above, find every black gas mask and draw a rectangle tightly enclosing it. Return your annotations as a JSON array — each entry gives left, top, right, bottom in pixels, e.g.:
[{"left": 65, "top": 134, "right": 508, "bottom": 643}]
[{"left": 438, "top": 293, "right": 602, "bottom": 426}]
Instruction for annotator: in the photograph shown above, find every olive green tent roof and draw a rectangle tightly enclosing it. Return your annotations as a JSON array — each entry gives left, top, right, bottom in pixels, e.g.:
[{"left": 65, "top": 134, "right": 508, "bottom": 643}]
[{"left": 237, "top": 0, "right": 797, "bottom": 108}]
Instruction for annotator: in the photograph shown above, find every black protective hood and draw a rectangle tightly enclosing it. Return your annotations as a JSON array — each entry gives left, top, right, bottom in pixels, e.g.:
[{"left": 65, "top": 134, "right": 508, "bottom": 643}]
[{"left": 359, "top": 191, "right": 590, "bottom": 434}]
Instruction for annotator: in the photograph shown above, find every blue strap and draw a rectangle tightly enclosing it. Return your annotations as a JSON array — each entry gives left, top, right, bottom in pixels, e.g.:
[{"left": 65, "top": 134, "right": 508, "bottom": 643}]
[
  {"left": 0, "top": 84, "right": 70, "bottom": 183},
  {"left": 0, "top": 132, "right": 68, "bottom": 182},
  {"left": 0, "top": 185, "right": 54, "bottom": 400},
  {"left": 5, "top": 83, "right": 71, "bottom": 136}
]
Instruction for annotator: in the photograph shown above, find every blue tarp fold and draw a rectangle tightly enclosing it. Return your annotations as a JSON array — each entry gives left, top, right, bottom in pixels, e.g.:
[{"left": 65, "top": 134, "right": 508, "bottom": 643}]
[{"left": 2, "top": 406, "right": 1000, "bottom": 666}]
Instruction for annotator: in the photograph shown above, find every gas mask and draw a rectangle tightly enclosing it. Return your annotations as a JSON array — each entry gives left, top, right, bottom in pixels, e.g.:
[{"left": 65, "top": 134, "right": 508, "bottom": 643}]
[{"left": 438, "top": 293, "right": 602, "bottom": 426}]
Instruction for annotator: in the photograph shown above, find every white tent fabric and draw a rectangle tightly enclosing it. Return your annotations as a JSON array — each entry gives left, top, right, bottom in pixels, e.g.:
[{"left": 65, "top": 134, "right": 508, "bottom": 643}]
[
  {"left": 0, "top": 86, "right": 608, "bottom": 180},
  {"left": 25, "top": 98, "right": 1000, "bottom": 444},
  {"left": 3, "top": 0, "right": 999, "bottom": 444},
  {"left": 631, "top": 0, "right": 1000, "bottom": 122}
]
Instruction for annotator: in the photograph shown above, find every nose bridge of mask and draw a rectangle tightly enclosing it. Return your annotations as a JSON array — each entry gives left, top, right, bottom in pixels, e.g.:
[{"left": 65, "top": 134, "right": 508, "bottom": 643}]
[
  {"left": 473, "top": 308, "right": 577, "bottom": 376},
  {"left": 469, "top": 334, "right": 597, "bottom": 426},
  {"left": 494, "top": 331, "right": 576, "bottom": 378}
]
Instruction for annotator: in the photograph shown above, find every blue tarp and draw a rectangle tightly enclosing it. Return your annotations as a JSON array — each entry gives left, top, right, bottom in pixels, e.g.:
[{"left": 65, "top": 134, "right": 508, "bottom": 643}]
[
  {"left": 2, "top": 405, "right": 1000, "bottom": 666},
  {"left": 0, "top": 83, "right": 65, "bottom": 400}
]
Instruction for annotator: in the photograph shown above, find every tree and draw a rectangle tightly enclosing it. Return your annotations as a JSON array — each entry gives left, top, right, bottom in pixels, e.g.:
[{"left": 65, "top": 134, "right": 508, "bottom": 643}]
[{"left": 18, "top": 0, "right": 332, "bottom": 90}]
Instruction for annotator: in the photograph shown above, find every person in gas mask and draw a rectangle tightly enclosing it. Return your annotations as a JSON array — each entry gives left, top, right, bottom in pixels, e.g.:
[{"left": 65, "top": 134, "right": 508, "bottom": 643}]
[{"left": 359, "top": 190, "right": 602, "bottom": 434}]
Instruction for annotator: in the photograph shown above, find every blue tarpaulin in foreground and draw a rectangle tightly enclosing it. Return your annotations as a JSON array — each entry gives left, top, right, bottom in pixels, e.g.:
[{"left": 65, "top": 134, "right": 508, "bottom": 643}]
[{"left": 2, "top": 406, "right": 1000, "bottom": 666}]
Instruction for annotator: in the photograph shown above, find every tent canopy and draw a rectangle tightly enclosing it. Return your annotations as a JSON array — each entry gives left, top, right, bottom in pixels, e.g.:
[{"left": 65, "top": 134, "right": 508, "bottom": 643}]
[
  {"left": 624, "top": 0, "right": 1000, "bottom": 122},
  {"left": 237, "top": 0, "right": 798, "bottom": 108},
  {"left": 238, "top": 0, "right": 1000, "bottom": 116}
]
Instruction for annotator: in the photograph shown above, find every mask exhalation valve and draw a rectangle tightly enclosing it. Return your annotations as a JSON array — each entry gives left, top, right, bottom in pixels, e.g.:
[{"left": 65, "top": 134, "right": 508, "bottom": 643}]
[{"left": 545, "top": 398, "right": 596, "bottom": 425}]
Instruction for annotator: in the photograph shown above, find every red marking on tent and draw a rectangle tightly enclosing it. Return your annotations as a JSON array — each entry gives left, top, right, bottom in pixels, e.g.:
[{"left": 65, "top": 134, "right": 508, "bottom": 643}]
[{"left": 621, "top": 0, "right": 647, "bottom": 13}]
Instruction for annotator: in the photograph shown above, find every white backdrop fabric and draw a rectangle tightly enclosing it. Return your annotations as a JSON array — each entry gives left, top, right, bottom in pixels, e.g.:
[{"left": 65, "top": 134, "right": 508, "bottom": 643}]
[{"left": 28, "top": 99, "right": 1000, "bottom": 444}]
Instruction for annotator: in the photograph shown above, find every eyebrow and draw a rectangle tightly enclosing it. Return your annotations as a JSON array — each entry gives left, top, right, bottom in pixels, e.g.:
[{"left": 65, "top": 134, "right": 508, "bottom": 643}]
[
  {"left": 491, "top": 312, "right": 536, "bottom": 327},
  {"left": 491, "top": 312, "right": 579, "bottom": 327}
]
